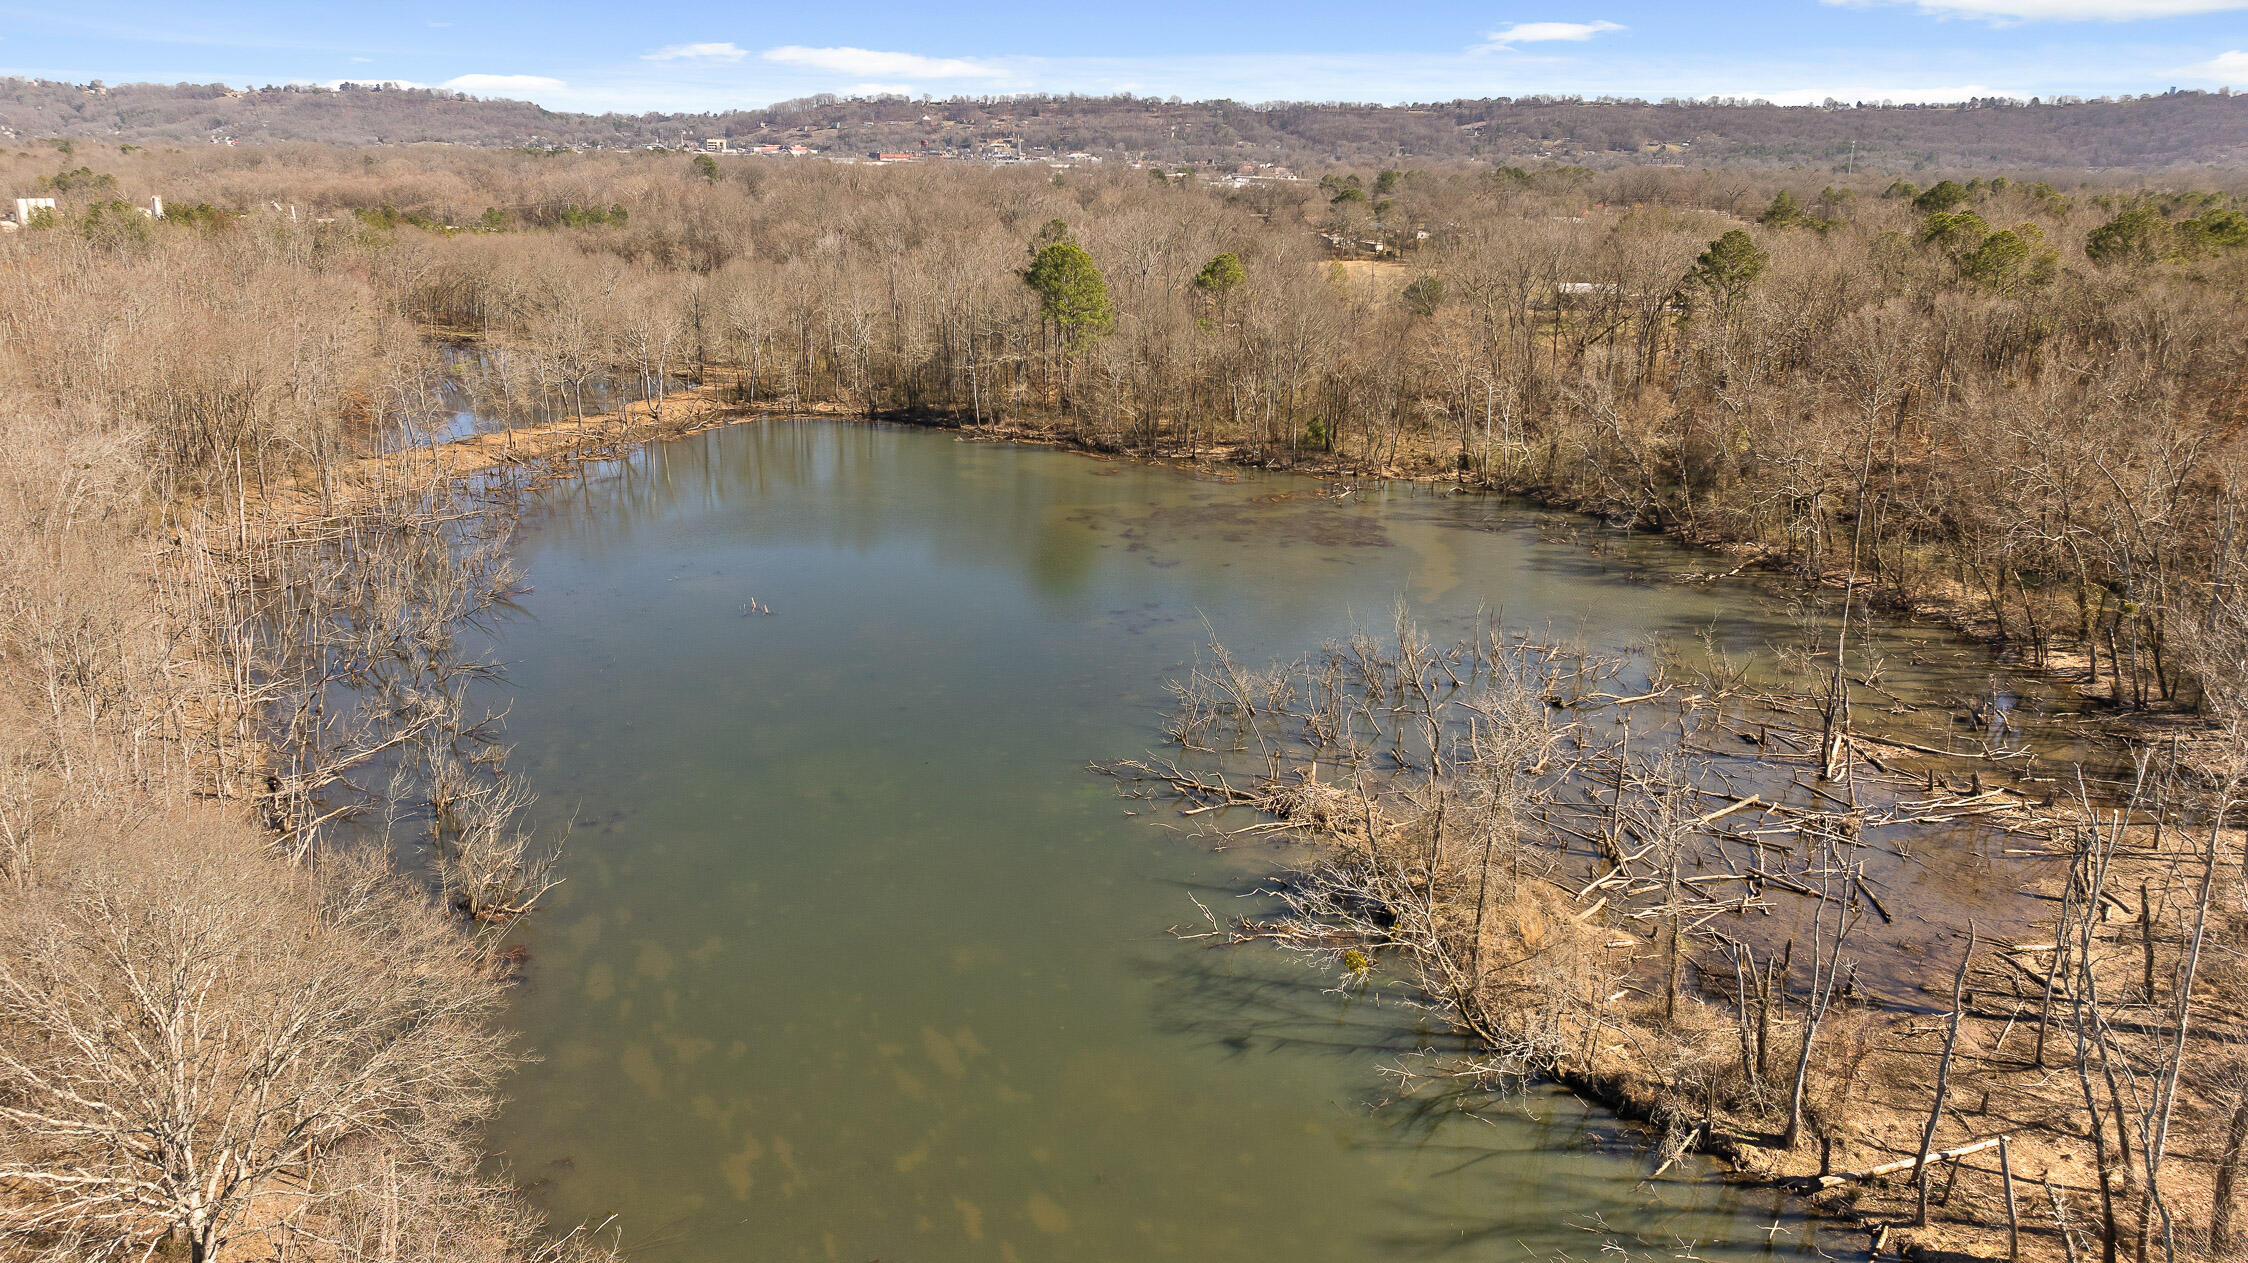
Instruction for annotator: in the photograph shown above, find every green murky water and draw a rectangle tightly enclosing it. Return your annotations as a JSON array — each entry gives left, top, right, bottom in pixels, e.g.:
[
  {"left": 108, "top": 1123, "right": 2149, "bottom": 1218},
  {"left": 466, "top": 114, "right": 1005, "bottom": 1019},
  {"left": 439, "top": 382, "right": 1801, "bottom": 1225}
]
[{"left": 478, "top": 419, "right": 1951, "bottom": 1263}]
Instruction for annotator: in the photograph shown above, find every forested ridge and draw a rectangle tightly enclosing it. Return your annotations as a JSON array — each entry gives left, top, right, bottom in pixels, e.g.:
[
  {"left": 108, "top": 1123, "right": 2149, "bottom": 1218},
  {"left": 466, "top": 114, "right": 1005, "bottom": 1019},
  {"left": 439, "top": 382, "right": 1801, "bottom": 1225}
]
[
  {"left": 5, "top": 139, "right": 2248, "bottom": 1261},
  {"left": 4, "top": 77, "right": 2247, "bottom": 169}
]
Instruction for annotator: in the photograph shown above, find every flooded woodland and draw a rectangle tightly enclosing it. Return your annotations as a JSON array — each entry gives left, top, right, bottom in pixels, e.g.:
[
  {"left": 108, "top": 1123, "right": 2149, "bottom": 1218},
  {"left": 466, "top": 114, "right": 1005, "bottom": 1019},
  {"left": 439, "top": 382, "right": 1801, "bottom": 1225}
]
[
  {"left": 467, "top": 418, "right": 2140, "bottom": 1262},
  {"left": 4, "top": 141, "right": 2248, "bottom": 1263}
]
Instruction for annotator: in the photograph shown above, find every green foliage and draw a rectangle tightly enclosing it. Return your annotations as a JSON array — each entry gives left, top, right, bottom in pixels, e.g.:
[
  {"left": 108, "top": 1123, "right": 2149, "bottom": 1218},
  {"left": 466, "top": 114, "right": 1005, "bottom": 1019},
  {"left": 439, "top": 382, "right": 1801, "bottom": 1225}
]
[
  {"left": 1758, "top": 189, "right": 1803, "bottom": 227},
  {"left": 354, "top": 204, "right": 440, "bottom": 231},
  {"left": 477, "top": 206, "right": 508, "bottom": 231},
  {"left": 1021, "top": 231, "right": 1115, "bottom": 353},
  {"left": 692, "top": 153, "right": 719, "bottom": 182},
  {"left": 1881, "top": 180, "right": 1920, "bottom": 201},
  {"left": 1192, "top": 251, "right": 1247, "bottom": 294},
  {"left": 1330, "top": 184, "right": 1367, "bottom": 206},
  {"left": 35, "top": 166, "right": 117, "bottom": 194},
  {"left": 2178, "top": 208, "right": 2248, "bottom": 258},
  {"left": 164, "top": 202, "right": 231, "bottom": 230},
  {"left": 1919, "top": 210, "right": 1991, "bottom": 253},
  {"left": 1682, "top": 229, "right": 1769, "bottom": 318},
  {"left": 1961, "top": 230, "right": 2028, "bottom": 286},
  {"left": 2086, "top": 205, "right": 2248, "bottom": 266},
  {"left": 1960, "top": 223, "right": 2056, "bottom": 290},
  {"left": 78, "top": 199, "right": 152, "bottom": 250},
  {"left": 558, "top": 202, "right": 628, "bottom": 228},
  {"left": 1401, "top": 273, "right": 1445, "bottom": 318},
  {"left": 1913, "top": 180, "right": 1972, "bottom": 214},
  {"left": 2085, "top": 206, "right": 2175, "bottom": 266},
  {"left": 1373, "top": 168, "right": 1402, "bottom": 196}
]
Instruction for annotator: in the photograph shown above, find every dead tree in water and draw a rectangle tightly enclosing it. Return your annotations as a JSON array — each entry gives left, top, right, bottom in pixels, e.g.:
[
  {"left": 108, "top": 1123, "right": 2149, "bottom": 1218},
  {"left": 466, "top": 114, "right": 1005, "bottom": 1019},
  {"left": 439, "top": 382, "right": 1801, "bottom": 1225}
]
[{"left": 1782, "top": 828, "right": 1861, "bottom": 1150}]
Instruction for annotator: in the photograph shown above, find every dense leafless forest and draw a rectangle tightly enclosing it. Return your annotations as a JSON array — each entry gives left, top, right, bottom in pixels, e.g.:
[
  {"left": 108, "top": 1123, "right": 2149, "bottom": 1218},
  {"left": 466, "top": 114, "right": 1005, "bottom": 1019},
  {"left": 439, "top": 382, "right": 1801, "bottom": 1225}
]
[
  {"left": 5, "top": 78, "right": 2247, "bottom": 168},
  {"left": 4, "top": 136, "right": 2248, "bottom": 1260}
]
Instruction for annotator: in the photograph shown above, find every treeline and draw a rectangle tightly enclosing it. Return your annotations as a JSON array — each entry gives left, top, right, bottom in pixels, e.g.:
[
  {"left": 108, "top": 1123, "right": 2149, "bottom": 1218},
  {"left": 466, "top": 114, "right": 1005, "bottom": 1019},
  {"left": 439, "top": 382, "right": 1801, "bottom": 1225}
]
[
  {"left": 40, "top": 140, "right": 2221, "bottom": 715},
  {"left": 15, "top": 140, "right": 2240, "bottom": 710},
  {"left": 6, "top": 77, "right": 2247, "bottom": 168}
]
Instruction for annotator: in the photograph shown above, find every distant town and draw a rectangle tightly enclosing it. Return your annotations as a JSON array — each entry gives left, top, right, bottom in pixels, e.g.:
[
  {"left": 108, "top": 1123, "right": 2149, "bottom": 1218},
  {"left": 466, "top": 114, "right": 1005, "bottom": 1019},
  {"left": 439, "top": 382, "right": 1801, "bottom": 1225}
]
[{"left": 693, "top": 128, "right": 1299, "bottom": 184}]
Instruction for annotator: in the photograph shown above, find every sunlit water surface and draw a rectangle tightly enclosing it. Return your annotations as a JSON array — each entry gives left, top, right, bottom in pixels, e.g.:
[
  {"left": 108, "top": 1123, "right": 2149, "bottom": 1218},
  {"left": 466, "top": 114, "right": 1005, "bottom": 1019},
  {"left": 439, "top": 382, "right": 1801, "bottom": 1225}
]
[{"left": 471, "top": 419, "right": 2047, "bottom": 1263}]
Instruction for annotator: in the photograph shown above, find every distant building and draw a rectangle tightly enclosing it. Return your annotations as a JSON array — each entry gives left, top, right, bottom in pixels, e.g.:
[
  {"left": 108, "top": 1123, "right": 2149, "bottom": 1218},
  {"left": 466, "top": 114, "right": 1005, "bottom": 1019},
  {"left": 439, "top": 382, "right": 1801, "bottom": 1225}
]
[
  {"left": 703, "top": 138, "right": 730, "bottom": 153},
  {"left": 11, "top": 197, "right": 55, "bottom": 223}
]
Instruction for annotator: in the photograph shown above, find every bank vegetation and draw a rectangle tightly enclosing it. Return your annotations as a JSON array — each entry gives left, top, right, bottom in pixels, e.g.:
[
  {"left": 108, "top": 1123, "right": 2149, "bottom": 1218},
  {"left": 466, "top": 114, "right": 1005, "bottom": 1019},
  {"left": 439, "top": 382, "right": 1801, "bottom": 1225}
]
[{"left": 2, "top": 139, "right": 2247, "bottom": 1260}]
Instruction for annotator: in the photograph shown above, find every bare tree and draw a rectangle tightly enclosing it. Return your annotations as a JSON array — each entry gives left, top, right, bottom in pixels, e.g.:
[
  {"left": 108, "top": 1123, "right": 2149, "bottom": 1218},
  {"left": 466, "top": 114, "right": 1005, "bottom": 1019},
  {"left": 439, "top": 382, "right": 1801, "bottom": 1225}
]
[{"left": 0, "top": 815, "right": 512, "bottom": 1263}]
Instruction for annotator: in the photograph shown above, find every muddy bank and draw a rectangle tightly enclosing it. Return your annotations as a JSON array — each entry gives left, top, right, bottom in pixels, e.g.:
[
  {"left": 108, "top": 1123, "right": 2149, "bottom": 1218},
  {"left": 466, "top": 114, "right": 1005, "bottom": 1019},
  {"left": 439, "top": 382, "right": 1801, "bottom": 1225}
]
[{"left": 365, "top": 383, "right": 2227, "bottom": 1263}]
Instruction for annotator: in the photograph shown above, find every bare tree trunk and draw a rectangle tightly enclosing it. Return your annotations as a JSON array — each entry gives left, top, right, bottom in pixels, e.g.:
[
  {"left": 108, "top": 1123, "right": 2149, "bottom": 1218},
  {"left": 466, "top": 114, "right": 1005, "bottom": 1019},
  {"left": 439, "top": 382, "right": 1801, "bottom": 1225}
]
[
  {"left": 1915, "top": 925, "right": 1978, "bottom": 1226},
  {"left": 2210, "top": 1092, "right": 2248, "bottom": 1254}
]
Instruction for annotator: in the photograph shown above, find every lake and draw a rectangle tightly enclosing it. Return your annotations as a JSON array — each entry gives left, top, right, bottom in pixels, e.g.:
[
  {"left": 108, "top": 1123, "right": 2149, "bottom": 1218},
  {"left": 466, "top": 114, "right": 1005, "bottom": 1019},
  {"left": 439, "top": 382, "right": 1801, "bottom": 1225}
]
[{"left": 475, "top": 417, "right": 2031, "bottom": 1262}]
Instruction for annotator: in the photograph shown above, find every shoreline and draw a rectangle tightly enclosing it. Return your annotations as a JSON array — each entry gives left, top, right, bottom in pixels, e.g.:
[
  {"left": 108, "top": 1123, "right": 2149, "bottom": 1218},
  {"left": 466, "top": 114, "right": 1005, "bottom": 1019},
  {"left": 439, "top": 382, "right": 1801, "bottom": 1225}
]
[
  {"left": 387, "top": 380, "right": 2209, "bottom": 763},
  {"left": 347, "top": 380, "right": 2219, "bottom": 1263}
]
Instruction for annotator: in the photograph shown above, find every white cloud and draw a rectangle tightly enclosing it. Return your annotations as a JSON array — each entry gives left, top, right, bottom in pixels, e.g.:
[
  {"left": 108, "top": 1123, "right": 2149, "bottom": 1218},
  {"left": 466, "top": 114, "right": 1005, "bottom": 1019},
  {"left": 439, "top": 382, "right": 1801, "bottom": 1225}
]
[
  {"left": 348, "top": 56, "right": 371, "bottom": 63},
  {"left": 1474, "top": 19, "right": 1625, "bottom": 51},
  {"left": 760, "top": 45, "right": 999, "bottom": 79},
  {"left": 2181, "top": 48, "right": 2248, "bottom": 77},
  {"left": 843, "top": 82, "right": 916, "bottom": 96},
  {"left": 643, "top": 42, "right": 747, "bottom": 62},
  {"left": 1829, "top": 0, "right": 2248, "bottom": 20},
  {"left": 441, "top": 73, "right": 566, "bottom": 95}
]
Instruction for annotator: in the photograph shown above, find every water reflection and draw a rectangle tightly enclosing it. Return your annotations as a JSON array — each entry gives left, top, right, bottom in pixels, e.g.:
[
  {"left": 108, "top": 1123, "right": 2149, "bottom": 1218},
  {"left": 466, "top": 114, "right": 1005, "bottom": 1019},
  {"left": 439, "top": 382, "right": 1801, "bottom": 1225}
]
[{"left": 473, "top": 419, "right": 2075, "bottom": 1262}]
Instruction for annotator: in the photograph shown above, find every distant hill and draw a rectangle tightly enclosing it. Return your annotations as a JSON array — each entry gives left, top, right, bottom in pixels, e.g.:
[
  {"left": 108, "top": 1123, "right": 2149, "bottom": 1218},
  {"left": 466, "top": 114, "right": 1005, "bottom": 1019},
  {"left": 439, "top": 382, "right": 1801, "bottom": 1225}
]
[{"left": 5, "top": 78, "right": 2246, "bottom": 173}]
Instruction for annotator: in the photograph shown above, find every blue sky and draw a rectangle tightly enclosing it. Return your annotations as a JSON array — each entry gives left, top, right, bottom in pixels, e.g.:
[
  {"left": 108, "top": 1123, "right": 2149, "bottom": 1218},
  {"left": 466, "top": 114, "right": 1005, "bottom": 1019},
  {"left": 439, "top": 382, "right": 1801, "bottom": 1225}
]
[{"left": 1, "top": 1, "right": 2243, "bottom": 112}]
